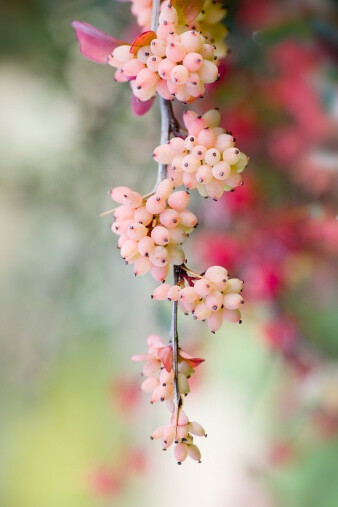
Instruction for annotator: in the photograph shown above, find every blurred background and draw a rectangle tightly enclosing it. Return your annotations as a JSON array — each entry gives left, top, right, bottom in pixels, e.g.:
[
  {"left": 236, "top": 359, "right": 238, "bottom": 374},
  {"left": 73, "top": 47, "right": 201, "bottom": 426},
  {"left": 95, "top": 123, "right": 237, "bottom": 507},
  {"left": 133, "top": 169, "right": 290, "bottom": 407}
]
[{"left": 0, "top": 0, "right": 337, "bottom": 505}]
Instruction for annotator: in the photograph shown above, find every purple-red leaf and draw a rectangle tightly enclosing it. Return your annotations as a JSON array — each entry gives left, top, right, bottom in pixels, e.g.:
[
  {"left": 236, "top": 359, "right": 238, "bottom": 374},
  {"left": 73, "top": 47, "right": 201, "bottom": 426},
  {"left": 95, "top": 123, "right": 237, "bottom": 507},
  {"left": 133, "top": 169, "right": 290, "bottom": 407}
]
[
  {"left": 158, "top": 346, "right": 173, "bottom": 373},
  {"left": 72, "top": 21, "right": 127, "bottom": 64},
  {"left": 131, "top": 94, "right": 155, "bottom": 116},
  {"left": 130, "top": 31, "right": 157, "bottom": 55},
  {"left": 171, "top": 0, "right": 204, "bottom": 24}
]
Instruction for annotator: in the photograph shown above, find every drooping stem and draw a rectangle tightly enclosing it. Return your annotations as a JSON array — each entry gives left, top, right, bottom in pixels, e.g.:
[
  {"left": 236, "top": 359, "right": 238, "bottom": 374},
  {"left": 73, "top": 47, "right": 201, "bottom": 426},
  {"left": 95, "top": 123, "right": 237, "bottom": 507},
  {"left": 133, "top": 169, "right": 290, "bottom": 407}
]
[
  {"left": 170, "top": 265, "right": 181, "bottom": 413},
  {"left": 152, "top": 0, "right": 181, "bottom": 417}
]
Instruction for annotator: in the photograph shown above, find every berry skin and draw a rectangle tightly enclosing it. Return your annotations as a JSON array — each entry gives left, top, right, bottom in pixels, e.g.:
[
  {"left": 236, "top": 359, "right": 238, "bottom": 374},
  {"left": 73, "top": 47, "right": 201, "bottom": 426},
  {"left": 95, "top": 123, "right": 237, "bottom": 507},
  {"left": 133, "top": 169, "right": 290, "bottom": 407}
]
[
  {"left": 160, "top": 209, "right": 180, "bottom": 228},
  {"left": 146, "top": 195, "right": 167, "bottom": 214},
  {"left": 138, "top": 236, "right": 155, "bottom": 257},
  {"left": 151, "top": 225, "right": 170, "bottom": 245},
  {"left": 168, "top": 191, "right": 190, "bottom": 211}
]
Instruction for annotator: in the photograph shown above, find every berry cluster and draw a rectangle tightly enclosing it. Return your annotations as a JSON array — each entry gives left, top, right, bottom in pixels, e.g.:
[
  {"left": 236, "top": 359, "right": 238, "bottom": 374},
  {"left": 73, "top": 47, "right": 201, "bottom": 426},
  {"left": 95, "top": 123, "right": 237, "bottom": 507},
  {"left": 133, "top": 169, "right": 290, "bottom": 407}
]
[
  {"left": 110, "top": 181, "right": 197, "bottom": 281},
  {"left": 152, "top": 266, "right": 244, "bottom": 332},
  {"left": 132, "top": 334, "right": 206, "bottom": 464},
  {"left": 108, "top": 3, "right": 220, "bottom": 103},
  {"left": 153, "top": 109, "right": 249, "bottom": 199},
  {"left": 131, "top": 0, "right": 229, "bottom": 60}
]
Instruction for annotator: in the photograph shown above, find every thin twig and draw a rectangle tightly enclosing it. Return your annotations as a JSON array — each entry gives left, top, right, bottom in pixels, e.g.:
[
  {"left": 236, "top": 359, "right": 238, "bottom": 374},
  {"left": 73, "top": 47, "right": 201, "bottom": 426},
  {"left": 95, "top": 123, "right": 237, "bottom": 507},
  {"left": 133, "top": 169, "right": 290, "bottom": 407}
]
[{"left": 152, "top": 0, "right": 181, "bottom": 422}]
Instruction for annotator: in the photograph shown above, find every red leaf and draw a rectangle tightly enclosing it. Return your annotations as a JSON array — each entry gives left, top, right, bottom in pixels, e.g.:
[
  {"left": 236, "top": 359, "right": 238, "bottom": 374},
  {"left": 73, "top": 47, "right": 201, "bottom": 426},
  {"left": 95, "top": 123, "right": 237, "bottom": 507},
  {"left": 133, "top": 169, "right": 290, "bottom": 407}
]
[
  {"left": 72, "top": 21, "right": 127, "bottom": 64},
  {"left": 131, "top": 94, "right": 155, "bottom": 115},
  {"left": 157, "top": 346, "right": 173, "bottom": 372},
  {"left": 171, "top": 0, "right": 204, "bottom": 24},
  {"left": 179, "top": 350, "right": 205, "bottom": 368},
  {"left": 130, "top": 31, "right": 157, "bottom": 55}
]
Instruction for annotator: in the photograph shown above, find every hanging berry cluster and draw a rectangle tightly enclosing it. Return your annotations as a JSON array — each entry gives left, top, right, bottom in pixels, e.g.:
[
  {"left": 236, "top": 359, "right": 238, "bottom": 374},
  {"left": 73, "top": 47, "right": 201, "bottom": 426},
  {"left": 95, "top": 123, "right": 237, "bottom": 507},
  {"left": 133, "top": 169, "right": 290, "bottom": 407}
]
[{"left": 72, "top": 0, "right": 248, "bottom": 464}]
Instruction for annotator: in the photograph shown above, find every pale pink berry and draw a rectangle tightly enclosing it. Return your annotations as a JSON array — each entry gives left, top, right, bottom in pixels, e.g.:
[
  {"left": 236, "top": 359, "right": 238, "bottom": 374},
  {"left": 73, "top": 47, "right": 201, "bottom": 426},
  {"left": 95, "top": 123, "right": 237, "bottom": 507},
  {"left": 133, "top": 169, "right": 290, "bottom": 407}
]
[
  {"left": 127, "top": 222, "right": 148, "bottom": 240},
  {"left": 189, "top": 421, "right": 206, "bottom": 437},
  {"left": 188, "top": 116, "right": 208, "bottom": 136},
  {"left": 114, "top": 68, "right": 129, "bottom": 83},
  {"left": 156, "top": 78, "right": 172, "bottom": 100},
  {"left": 206, "top": 179, "right": 225, "bottom": 200},
  {"left": 113, "top": 45, "right": 134, "bottom": 64},
  {"left": 223, "top": 293, "right": 244, "bottom": 310},
  {"left": 113, "top": 205, "right": 134, "bottom": 222},
  {"left": 150, "top": 245, "right": 168, "bottom": 266},
  {"left": 212, "top": 161, "right": 231, "bottom": 180},
  {"left": 146, "top": 195, "right": 166, "bottom": 214},
  {"left": 150, "top": 38, "right": 166, "bottom": 57},
  {"left": 181, "top": 154, "right": 200, "bottom": 173},
  {"left": 194, "top": 278, "right": 213, "bottom": 297},
  {"left": 215, "top": 133, "right": 234, "bottom": 151},
  {"left": 183, "top": 52, "right": 204, "bottom": 71},
  {"left": 157, "top": 21, "right": 176, "bottom": 41},
  {"left": 197, "top": 127, "right": 217, "bottom": 148},
  {"left": 199, "top": 43, "right": 215, "bottom": 59},
  {"left": 153, "top": 144, "right": 175, "bottom": 164},
  {"left": 184, "top": 135, "right": 197, "bottom": 150},
  {"left": 158, "top": 58, "right": 176, "bottom": 79},
  {"left": 171, "top": 65, "right": 189, "bottom": 84},
  {"left": 207, "top": 310, "right": 223, "bottom": 333},
  {"left": 206, "top": 290, "right": 223, "bottom": 311},
  {"left": 141, "top": 376, "right": 159, "bottom": 392},
  {"left": 167, "top": 166, "right": 184, "bottom": 186},
  {"left": 168, "top": 137, "right": 185, "bottom": 155},
  {"left": 156, "top": 178, "right": 174, "bottom": 199},
  {"left": 151, "top": 425, "right": 164, "bottom": 440},
  {"left": 143, "top": 358, "right": 161, "bottom": 376},
  {"left": 137, "top": 46, "right": 151, "bottom": 63},
  {"left": 186, "top": 72, "right": 201, "bottom": 87},
  {"left": 178, "top": 373, "right": 190, "bottom": 394},
  {"left": 198, "top": 60, "right": 218, "bottom": 83},
  {"left": 223, "top": 308, "right": 241, "bottom": 323},
  {"left": 132, "top": 82, "right": 157, "bottom": 101},
  {"left": 196, "top": 164, "right": 213, "bottom": 184},
  {"left": 180, "top": 31, "right": 202, "bottom": 52},
  {"left": 138, "top": 236, "right": 155, "bottom": 257},
  {"left": 167, "top": 245, "right": 185, "bottom": 265},
  {"left": 146, "top": 55, "right": 162, "bottom": 72},
  {"left": 223, "top": 147, "right": 241, "bottom": 165},
  {"left": 185, "top": 82, "right": 205, "bottom": 98},
  {"left": 167, "top": 285, "right": 181, "bottom": 301},
  {"left": 133, "top": 206, "right": 153, "bottom": 226},
  {"left": 168, "top": 190, "right": 190, "bottom": 211},
  {"left": 180, "top": 286, "right": 199, "bottom": 303},
  {"left": 193, "top": 301, "right": 211, "bottom": 320},
  {"left": 174, "top": 443, "right": 188, "bottom": 464},
  {"left": 134, "top": 255, "right": 150, "bottom": 275},
  {"left": 233, "top": 152, "right": 248, "bottom": 172},
  {"left": 202, "top": 108, "right": 221, "bottom": 128},
  {"left": 152, "top": 283, "right": 171, "bottom": 301},
  {"left": 171, "top": 154, "right": 185, "bottom": 172},
  {"left": 224, "top": 170, "right": 242, "bottom": 188},
  {"left": 151, "top": 225, "right": 170, "bottom": 245},
  {"left": 117, "top": 234, "right": 128, "bottom": 249},
  {"left": 163, "top": 424, "right": 176, "bottom": 445},
  {"left": 192, "top": 145, "right": 207, "bottom": 160},
  {"left": 160, "top": 209, "right": 180, "bottom": 228},
  {"left": 224, "top": 278, "right": 243, "bottom": 293},
  {"left": 205, "top": 266, "right": 228, "bottom": 288},
  {"left": 135, "top": 68, "right": 159, "bottom": 89},
  {"left": 179, "top": 210, "right": 198, "bottom": 227},
  {"left": 187, "top": 444, "right": 201, "bottom": 462},
  {"left": 205, "top": 148, "right": 221, "bottom": 166},
  {"left": 121, "top": 239, "right": 139, "bottom": 259},
  {"left": 166, "top": 42, "right": 187, "bottom": 63},
  {"left": 123, "top": 58, "right": 145, "bottom": 77},
  {"left": 183, "top": 171, "right": 198, "bottom": 190},
  {"left": 183, "top": 110, "right": 198, "bottom": 130},
  {"left": 173, "top": 409, "right": 189, "bottom": 426},
  {"left": 150, "top": 263, "right": 169, "bottom": 282},
  {"left": 110, "top": 186, "right": 132, "bottom": 204},
  {"left": 168, "top": 226, "right": 187, "bottom": 244}
]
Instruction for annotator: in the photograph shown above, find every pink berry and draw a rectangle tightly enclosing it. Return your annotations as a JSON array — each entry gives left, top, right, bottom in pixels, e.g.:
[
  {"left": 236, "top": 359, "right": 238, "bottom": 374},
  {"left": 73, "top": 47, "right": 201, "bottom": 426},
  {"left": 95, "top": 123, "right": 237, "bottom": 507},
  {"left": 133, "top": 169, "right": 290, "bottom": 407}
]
[
  {"left": 215, "top": 133, "right": 234, "bottom": 151},
  {"left": 168, "top": 137, "right": 185, "bottom": 155},
  {"left": 150, "top": 245, "right": 168, "bottom": 266},
  {"left": 150, "top": 38, "right": 166, "bottom": 57},
  {"left": 197, "top": 127, "right": 217, "bottom": 148},
  {"left": 180, "top": 31, "right": 202, "bottom": 52},
  {"left": 152, "top": 283, "right": 171, "bottom": 301},
  {"left": 137, "top": 46, "right": 151, "bottom": 63},
  {"left": 156, "top": 79, "right": 172, "bottom": 100},
  {"left": 196, "top": 164, "right": 213, "bottom": 184},
  {"left": 207, "top": 310, "right": 223, "bottom": 333},
  {"left": 223, "top": 308, "right": 241, "bottom": 323},
  {"left": 150, "top": 263, "right": 169, "bottom": 282},
  {"left": 138, "top": 236, "right": 155, "bottom": 257},
  {"left": 206, "top": 179, "right": 225, "bottom": 200},
  {"left": 171, "top": 65, "right": 189, "bottom": 84},
  {"left": 223, "top": 293, "right": 244, "bottom": 310},
  {"left": 198, "top": 60, "right": 219, "bottom": 83},
  {"left": 147, "top": 55, "right": 162, "bottom": 72},
  {"left": 159, "top": 208, "right": 180, "bottom": 228},
  {"left": 167, "top": 284, "right": 181, "bottom": 301},
  {"left": 192, "top": 145, "right": 207, "bottom": 160},
  {"left": 134, "top": 255, "right": 151, "bottom": 276},
  {"left": 158, "top": 58, "right": 176, "bottom": 80},
  {"left": 121, "top": 239, "right": 138, "bottom": 259},
  {"left": 222, "top": 147, "right": 241, "bottom": 165},
  {"left": 168, "top": 190, "right": 190, "bottom": 211},
  {"left": 194, "top": 278, "right": 213, "bottom": 297},
  {"left": 206, "top": 290, "right": 223, "bottom": 311},
  {"left": 204, "top": 148, "right": 221, "bottom": 166},
  {"left": 167, "top": 245, "right": 185, "bottom": 265},
  {"left": 179, "top": 210, "right": 198, "bottom": 227},
  {"left": 151, "top": 225, "right": 170, "bottom": 245},
  {"left": 166, "top": 42, "right": 187, "bottom": 63},
  {"left": 156, "top": 178, "right": 174, "bottom": 199},
  {"left": 212, "top": 161, "right": 231, "bottom": 180},
  {"left": 127, "top": 222, "right": 148, "bottom": 240},
  {"left": 180, "top": 286, "right": 198, "bottom": 303},
  {"left": 123, "top": 58, "right": 145, "bottom": 77},
  {"left": 146, "top": 195, "right": 167, "bottom": 214},
  {"left": 183, "top": 171, "right": 198, "bottom": 189},
  {"left": 183, "top": 52, "right": 204, "bottom": 71},
  {"left": 133, "top": 206, "right": 153, "bottom": 226}
]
